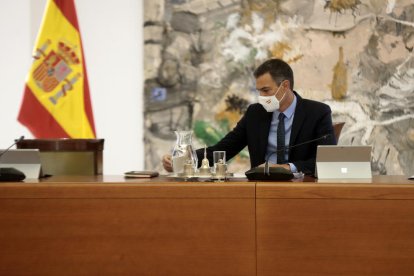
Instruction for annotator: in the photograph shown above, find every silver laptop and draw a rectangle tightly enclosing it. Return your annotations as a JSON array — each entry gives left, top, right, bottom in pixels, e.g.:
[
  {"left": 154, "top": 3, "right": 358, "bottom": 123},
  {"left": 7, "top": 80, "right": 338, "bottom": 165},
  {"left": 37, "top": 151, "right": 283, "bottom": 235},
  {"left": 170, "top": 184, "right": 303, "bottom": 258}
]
[
  {"left": 316, "top": 145, "right": 372, "bottom": 181},
  {"left": 0, "top": 149, "right": 42, "bottom": 179}
]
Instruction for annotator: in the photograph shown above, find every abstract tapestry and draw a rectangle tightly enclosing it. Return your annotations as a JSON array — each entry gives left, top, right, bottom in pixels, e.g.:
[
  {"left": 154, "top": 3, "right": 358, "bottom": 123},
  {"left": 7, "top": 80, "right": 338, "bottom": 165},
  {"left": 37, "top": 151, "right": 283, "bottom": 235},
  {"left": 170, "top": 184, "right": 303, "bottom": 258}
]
[{"left": 144, "top": 0, "right": 414, "bottom": 175}]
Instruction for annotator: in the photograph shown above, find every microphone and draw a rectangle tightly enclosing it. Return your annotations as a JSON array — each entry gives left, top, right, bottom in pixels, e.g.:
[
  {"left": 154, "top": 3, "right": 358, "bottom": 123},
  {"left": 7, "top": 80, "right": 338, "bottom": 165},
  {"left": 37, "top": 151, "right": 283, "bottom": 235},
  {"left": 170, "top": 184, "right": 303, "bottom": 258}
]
[
  {"left": 379, "top": 147, "right": 390, "bottom": 175},
  {"left": 350, "top": 136, "right": 355, "bottom": 145},
  {"left": 245, "top": 134, "right": 331, "bottom": 181},
  {"left": 0, "top": 136, "right": 26, "bottom": 182}
]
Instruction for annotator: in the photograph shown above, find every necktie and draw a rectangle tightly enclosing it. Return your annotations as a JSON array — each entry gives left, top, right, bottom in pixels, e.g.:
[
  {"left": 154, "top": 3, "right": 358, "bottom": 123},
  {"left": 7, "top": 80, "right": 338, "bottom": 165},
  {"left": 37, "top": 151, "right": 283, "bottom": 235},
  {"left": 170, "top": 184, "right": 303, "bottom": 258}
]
[{"left": 277, "top": 112, "right": 286, "bottom": 164}]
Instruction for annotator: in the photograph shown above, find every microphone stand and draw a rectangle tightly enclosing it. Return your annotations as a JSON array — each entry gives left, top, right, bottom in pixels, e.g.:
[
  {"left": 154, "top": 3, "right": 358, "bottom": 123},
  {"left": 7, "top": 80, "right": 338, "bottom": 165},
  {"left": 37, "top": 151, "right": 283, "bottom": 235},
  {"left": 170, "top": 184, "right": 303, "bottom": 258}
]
[{"left": 0, "top": 136, "right": 25, "bottom": 160}]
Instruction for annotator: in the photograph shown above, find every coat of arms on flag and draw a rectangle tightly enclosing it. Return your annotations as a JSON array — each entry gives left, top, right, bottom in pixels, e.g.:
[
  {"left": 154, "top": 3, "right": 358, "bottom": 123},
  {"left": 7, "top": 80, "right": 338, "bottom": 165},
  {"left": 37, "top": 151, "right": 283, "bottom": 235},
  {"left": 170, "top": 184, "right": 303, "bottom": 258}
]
[{"left": 32, "top": 40, "right": 82, "bottom": 105}]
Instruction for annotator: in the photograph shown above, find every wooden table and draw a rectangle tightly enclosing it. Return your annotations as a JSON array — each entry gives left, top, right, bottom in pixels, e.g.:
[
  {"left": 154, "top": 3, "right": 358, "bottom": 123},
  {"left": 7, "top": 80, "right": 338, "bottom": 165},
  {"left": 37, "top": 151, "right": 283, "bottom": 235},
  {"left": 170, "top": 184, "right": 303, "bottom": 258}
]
[{"left": 0, "top": 175, "right": 413, "bottom": 275}]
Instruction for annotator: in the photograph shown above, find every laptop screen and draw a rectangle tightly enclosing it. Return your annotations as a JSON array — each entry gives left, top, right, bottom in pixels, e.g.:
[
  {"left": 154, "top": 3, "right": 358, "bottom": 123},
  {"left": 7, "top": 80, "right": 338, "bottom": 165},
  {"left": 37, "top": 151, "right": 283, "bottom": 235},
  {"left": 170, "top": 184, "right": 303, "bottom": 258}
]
[{"left": 316, "top": 146, "right": 372, "bottom": 179}]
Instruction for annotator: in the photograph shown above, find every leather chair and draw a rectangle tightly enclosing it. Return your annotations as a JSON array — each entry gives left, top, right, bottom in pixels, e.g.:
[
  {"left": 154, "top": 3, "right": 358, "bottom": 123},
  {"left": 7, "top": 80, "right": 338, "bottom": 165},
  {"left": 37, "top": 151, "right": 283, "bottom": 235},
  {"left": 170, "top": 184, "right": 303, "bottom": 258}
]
[{"left": 333, "top": 122, "right": 345, "bottom": 143}]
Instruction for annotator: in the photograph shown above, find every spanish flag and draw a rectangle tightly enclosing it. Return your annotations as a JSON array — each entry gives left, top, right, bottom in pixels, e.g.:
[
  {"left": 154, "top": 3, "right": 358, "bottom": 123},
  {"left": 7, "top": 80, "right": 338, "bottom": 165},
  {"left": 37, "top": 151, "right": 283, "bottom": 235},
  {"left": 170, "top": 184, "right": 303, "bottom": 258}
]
[{"left": 18, "top": 0, "right": 95, "bottom": 138}]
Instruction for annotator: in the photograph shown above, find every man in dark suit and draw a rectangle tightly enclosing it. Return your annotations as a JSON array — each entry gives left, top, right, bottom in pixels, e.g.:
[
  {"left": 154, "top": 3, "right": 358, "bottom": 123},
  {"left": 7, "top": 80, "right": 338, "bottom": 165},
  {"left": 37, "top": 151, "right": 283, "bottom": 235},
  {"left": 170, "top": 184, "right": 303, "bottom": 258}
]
[{"left": 162, "top": 59, "right": 336, "bottom": 175}]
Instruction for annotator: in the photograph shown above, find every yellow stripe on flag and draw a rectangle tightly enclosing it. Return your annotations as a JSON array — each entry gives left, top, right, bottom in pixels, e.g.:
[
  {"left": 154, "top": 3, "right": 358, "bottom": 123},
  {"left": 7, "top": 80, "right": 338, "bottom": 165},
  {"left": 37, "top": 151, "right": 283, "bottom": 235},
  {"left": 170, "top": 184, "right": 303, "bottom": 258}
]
[{"left": 26, "top": 0, "right": 94, "bottom": 138}]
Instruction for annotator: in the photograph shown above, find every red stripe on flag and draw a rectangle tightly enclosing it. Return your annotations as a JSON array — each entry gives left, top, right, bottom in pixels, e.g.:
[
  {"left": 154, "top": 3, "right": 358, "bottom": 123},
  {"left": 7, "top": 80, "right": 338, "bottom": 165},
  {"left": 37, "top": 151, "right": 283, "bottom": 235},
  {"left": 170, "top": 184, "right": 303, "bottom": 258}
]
[
  {"left": 18, "top": 86, "right": 70, "bottom": 138},
  {"left": 53, "top": 0, "right": 96, "bottom": 136},
  {"left": 53, "top": 0, "right": 79, "bottom": 30},
  {"left": 81, "top": 59, "right": 96, "bottom": 136}
]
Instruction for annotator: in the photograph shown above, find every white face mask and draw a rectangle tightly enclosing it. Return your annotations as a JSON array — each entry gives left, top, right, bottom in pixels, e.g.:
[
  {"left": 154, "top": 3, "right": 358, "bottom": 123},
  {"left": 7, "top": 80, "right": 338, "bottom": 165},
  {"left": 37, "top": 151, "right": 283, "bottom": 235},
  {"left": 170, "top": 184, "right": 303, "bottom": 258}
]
[{"left": 258, "top": 83, "right": 287, "bottom": 112}]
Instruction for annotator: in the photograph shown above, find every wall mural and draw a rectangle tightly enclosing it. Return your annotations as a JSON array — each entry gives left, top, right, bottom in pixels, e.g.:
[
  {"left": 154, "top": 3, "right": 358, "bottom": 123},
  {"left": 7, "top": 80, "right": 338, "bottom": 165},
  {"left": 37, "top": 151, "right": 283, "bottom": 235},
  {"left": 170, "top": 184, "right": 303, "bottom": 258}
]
[{"left": 144, "top": 0, "right": 414, "bottom": 175}]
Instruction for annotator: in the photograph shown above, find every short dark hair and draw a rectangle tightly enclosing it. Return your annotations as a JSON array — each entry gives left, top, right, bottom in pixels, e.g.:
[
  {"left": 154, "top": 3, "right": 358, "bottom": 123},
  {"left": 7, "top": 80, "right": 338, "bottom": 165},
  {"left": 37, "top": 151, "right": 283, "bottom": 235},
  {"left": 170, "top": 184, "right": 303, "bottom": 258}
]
[{"left": 253, "top": 59, "right": 294, "bottom": 90}]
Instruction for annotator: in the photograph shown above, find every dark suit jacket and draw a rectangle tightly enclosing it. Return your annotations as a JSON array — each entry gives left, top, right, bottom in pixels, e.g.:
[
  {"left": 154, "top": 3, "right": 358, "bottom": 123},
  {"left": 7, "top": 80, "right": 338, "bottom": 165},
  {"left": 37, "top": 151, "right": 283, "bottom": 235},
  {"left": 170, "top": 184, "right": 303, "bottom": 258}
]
[{"left": 196, "top": 92, "right": 336, "bottom": 175}]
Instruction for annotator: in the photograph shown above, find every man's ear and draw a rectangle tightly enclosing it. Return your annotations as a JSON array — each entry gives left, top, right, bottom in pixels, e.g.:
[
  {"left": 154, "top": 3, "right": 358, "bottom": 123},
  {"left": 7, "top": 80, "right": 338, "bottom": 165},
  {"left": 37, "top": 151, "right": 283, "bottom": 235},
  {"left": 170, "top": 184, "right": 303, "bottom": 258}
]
[{"left": 283, "top": 80, "right": 291, "bottom": 90}]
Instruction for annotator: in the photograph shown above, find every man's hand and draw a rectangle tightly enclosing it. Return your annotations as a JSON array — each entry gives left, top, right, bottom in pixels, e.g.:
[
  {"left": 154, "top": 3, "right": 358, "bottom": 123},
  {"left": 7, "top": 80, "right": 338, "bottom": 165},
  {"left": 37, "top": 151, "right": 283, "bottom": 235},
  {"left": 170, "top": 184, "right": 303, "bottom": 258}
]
[
  {"left": 162, "top": 154, "right": 173, "bottom": 172},
  {"left": 258, "top": 163, "right": 291, "bottom": 171}
]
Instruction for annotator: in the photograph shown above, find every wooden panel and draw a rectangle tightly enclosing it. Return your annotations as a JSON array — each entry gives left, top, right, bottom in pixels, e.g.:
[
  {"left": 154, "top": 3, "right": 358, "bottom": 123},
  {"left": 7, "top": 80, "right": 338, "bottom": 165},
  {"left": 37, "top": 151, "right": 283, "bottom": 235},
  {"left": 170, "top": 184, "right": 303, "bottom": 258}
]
[
  {"left": 16, "top": 139, "right": 104, "bottom": 151},
  {"left": 0, "top": 176, "right": 254, "bottom": 199},
  {"left": 257, "top": 198, "right": 414, "bottom": 275},
  {"left": 0, "top": 197, "right": 256, "bottom": 276},
  {"left": 257, "top": 176, "right": 414, "bottom": 200}
]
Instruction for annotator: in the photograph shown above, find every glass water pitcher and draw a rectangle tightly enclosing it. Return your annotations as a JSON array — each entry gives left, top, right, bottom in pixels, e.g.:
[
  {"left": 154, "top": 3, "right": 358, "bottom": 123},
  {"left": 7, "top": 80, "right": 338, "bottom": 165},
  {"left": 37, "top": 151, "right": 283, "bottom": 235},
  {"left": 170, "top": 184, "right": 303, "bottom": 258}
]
[{"left": 171, "top": 130, "right": 198, "bottom": 174}]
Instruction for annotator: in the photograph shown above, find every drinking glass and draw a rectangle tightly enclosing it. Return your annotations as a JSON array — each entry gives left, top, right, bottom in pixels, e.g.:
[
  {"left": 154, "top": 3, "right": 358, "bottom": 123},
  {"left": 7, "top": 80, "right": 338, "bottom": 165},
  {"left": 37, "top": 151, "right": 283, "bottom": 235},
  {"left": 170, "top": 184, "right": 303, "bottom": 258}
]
[{"left": 213, "top": 151, "right": 226, "bottom": 176}]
